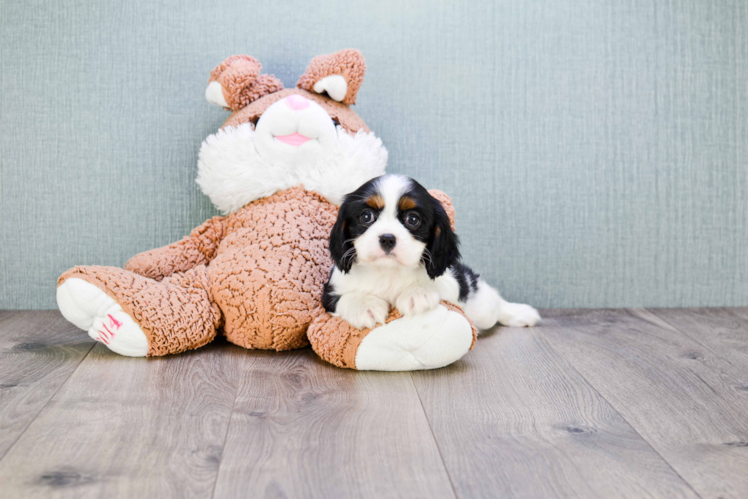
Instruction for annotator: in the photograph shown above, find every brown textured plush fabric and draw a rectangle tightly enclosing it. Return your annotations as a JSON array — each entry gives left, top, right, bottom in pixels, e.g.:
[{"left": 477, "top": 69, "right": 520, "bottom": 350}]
[
  {"left": 209, "top": 188, "right": 336, "bottom": 351},
  {"left": 210, "top": 55, "right": 261, "bottom": 82},
  {"left": 60, "top": 187, "right": 337, "bottom": 354},
  {"left": 427, "top": 189, "right": 457, "bottom": 231},
  {"left": 208, "top": 56, "right": 285, "bottom": 112},
  {"left": 297, "top": 49, "right": 366, "bottom": 105},
  {"left": 308, "top": 301, "right": 478, "bottom": 369},
  {"left": 124, "top": 214, "right": 226, "bottom": 281},
  {"left": 235, "top": 74, "right": 285, "bottom": 110},
  {"left": 221, "top": 88, "right": 368, "bottom": 134},
  {"left": 58, "top": 265, "right": 222, "bottom": 356}
]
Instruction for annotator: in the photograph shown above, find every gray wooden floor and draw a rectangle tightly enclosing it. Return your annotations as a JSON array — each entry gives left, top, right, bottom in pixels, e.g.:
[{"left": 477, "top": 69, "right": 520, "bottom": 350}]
[{"left": 1, "top": 308, "right": 747, "bottom": 498}]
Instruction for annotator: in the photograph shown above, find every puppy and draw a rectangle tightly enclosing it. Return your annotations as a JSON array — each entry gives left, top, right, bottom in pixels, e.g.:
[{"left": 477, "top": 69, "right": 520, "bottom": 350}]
[{"left": 323, "top": 174, "right": 540, "bottom": 330}]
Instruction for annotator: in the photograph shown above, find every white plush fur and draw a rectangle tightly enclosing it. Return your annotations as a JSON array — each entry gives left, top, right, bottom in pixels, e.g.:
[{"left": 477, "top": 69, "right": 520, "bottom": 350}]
[
  {"left": 313, "top": 75, "right": 348, "bottom": 102},
  {"left": 205, "top": 81, "right": 228, "bottom": 108},
  {"left": 57, "top": 278, "right": 149, "bottom": 357},
  {"left": 354, "top": 304, "right": 474, "bottom": 371},
  {"left": 197, "top": 98, "right": 388, "bottom": 213}
]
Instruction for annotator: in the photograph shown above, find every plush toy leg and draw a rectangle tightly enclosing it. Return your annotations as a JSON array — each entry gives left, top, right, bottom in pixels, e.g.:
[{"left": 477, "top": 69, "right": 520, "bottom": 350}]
[
  {"left": 307, "top": 302, "right": 476, "bottom": 371},
  {"left": 57, "top": 265, "right": 222, "bottom": 356}
]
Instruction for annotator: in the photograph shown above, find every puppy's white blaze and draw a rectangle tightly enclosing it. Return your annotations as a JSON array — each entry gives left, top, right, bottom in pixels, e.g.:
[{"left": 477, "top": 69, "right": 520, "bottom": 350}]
[{"left": 377, "top": 174, "right": 411, "bottom": 219}]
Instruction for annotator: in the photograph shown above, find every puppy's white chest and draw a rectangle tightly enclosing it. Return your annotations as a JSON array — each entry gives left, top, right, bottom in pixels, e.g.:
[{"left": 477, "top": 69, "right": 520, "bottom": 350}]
[{"left": 334, "top": 265, "right": 426, "bottom": 304}]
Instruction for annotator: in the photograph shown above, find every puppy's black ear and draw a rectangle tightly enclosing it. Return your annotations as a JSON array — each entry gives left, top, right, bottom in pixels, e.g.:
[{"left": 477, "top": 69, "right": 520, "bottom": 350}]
[
  {"left": 424, "top": 199, "right": 460, "bottom": 279},
  {"left": 329, "top": 206, "right": 355, "bottom": 273}
]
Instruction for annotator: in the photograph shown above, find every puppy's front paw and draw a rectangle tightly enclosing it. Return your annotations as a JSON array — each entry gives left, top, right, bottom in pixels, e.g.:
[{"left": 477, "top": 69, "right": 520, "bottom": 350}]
[
  {"left": 497, "top": 302, "right": 541, "bottom": 327},
  {"left": 396, "top": 286, "right": 441, "bottom": 316},
  {"left": 336, "top": 293, "right": 390, "bottom": 330}
]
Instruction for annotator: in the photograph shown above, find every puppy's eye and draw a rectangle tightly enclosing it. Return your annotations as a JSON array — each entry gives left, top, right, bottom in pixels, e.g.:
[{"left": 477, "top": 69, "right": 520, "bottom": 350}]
[
  {"left": 360, "top": 209, "right": 376, "bottom": 225},
  {"left": 405, "top": 212, "right": 421, "bottom": 229}
]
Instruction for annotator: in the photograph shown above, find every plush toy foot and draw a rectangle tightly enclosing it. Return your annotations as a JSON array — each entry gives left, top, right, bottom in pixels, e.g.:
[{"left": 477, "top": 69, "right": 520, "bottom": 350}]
[
  {"left": 308, "top": 302, "right": 477, "bottom": 371},
  {"left": 355, "top": 304, "right": 474, "bottom": 371},
  {"left": 57, "top": 278, "right": 149, "bottom": 357}
]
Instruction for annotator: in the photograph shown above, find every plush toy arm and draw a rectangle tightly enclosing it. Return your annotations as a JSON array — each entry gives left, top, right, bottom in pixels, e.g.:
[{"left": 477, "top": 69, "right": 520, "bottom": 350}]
[
  {"left": 124, "top": 215, "right": 226, "bottom": 281},
  {"left": 308, "top": 302, "right": 476, "bottom": 371}
]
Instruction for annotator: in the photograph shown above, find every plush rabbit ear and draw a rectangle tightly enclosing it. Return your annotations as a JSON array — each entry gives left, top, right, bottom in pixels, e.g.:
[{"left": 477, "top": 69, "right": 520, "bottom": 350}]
[
  {"left": 206, "top": 55, "right": 284, "bottom": 111},
  {"left": 297, "top": 49, "right": 366, "bottom": 105}
]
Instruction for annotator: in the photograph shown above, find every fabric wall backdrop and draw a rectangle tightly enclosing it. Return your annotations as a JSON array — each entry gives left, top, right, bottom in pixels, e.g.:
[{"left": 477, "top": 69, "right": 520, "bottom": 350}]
[{"left": 1, "top": 0, "right": 746, "bottom": 310}]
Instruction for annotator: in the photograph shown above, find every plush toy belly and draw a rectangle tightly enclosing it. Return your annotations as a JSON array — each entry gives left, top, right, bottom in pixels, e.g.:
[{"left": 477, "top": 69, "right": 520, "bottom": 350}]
[{"left": 208, "top": 187, "right": 337, "bottom": 350}]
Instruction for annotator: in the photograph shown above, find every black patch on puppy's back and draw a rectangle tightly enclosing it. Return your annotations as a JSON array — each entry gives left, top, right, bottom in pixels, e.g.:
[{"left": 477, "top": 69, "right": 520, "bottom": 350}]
[{"left": 452, "top": 262, "right": 480, "bottom": 302}]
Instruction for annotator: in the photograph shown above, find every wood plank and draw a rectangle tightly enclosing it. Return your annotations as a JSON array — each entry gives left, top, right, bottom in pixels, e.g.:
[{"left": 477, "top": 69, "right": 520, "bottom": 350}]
[
  {"left": 542, "top": 308, "right": 748, "bottom": 498},
  {"left": 213, "top": 348, "right": 455, "bottom": 499},
  {"left": 410, "top": 324, "right": 696, "bottom": 498},
  {"left": 729, "top": 307, "right": 748, "bottom": 321},
  {"left": 648, "top": 307, "right": 748, "bottom": 371},
  {"left": 0, "top": 338, "right": 243, "bottom": 498},
  {"left": 0, "top": 311, "right": 94, "bottom": 461}
]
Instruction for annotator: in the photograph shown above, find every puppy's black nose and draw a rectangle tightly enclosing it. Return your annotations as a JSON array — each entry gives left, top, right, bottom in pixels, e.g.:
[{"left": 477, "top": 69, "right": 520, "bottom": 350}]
[{"left": 379, "top": 234, "right": 396, "bottom": 253}]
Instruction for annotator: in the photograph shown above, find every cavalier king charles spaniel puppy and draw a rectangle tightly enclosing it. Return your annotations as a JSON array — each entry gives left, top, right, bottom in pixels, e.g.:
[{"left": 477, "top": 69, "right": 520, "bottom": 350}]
[{"left": 323, "top": 174, "right": 540, "bottom": 330}]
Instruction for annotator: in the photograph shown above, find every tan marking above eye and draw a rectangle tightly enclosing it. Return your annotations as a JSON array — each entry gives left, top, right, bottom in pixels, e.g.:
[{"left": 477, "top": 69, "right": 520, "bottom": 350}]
[
  {"left": 365, "top": 195, "right": 385, "bottom": 209},
  {"left": 398, "top": 196, "right": 417, "bottom": 211}
]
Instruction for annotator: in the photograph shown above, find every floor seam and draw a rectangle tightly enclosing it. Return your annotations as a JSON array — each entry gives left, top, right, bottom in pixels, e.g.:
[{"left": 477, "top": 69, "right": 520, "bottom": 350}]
[
  {"left": 209, "top": 352, "right": 243, "bottom": 499},
  {"left": 537, "top": 315, "right": 703, "bottom": 499},
  {"left": 409, "top": 372, "right": 459, "bottom": 499},
  {"left": 0, "top": 337, "right": 96, "bottom": 466}
]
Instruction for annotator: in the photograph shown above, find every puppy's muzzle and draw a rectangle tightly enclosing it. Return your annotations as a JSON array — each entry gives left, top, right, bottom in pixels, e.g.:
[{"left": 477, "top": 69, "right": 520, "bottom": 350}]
[{"left": 379, "top": 234, "right": 396, "bottom": 254}]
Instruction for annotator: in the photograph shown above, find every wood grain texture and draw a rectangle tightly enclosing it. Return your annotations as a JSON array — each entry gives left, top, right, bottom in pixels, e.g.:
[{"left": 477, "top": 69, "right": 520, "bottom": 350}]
[
  {"left": 213, "top": 348, "right": 454, "bottom": 499},
  {"left": 0, "top": 338, "right": 243, "bottom": 498},
  {"left": 648, "top": 308, "right": 748, "bottom": 370},
  {"left": 410, "top": 325, "right": 696, "bottom": 498},
  {"left": 542, "top": 309, "right": 748, "bottom": 498},
  {"left": 0, "top": 311, "right": 94, "bottom": 461},
  {"left": 3, "top": 309, "right": 748, "bottom": 497},
  {"left": 729, "top": 307, "right": 748, "bottom": 322}
]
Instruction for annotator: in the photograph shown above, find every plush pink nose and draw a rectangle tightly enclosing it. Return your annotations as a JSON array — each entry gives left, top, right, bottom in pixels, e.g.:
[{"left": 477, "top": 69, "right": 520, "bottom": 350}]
[{"left": 285, "top": 94, "right": 310, "bottom": 111}]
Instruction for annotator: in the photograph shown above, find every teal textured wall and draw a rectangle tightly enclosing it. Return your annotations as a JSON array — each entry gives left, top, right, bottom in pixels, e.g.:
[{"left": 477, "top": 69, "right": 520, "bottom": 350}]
[{"left": 1, "top": 0, "right": 746, "bottom": 309}]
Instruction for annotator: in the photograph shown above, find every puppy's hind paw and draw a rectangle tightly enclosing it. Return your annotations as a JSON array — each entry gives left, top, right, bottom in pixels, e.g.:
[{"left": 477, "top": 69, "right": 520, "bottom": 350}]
[{"left": 497, "top": 302, "right": 541, "bottom": 327}]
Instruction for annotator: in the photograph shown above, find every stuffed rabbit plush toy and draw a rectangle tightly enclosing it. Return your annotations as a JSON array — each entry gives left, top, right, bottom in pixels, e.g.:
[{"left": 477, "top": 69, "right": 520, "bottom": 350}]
[{"left": 57, "top": 50, "right": 477, "bottom": 370}]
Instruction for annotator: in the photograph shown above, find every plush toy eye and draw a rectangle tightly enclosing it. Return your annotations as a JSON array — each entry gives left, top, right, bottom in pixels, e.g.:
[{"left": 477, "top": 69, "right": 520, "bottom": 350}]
[
  {"left": 360, "top": 209, "right": 376, "bottom": 225},
  {"left": 405, "top": 212, "right": 421, "bottom": 229}
]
